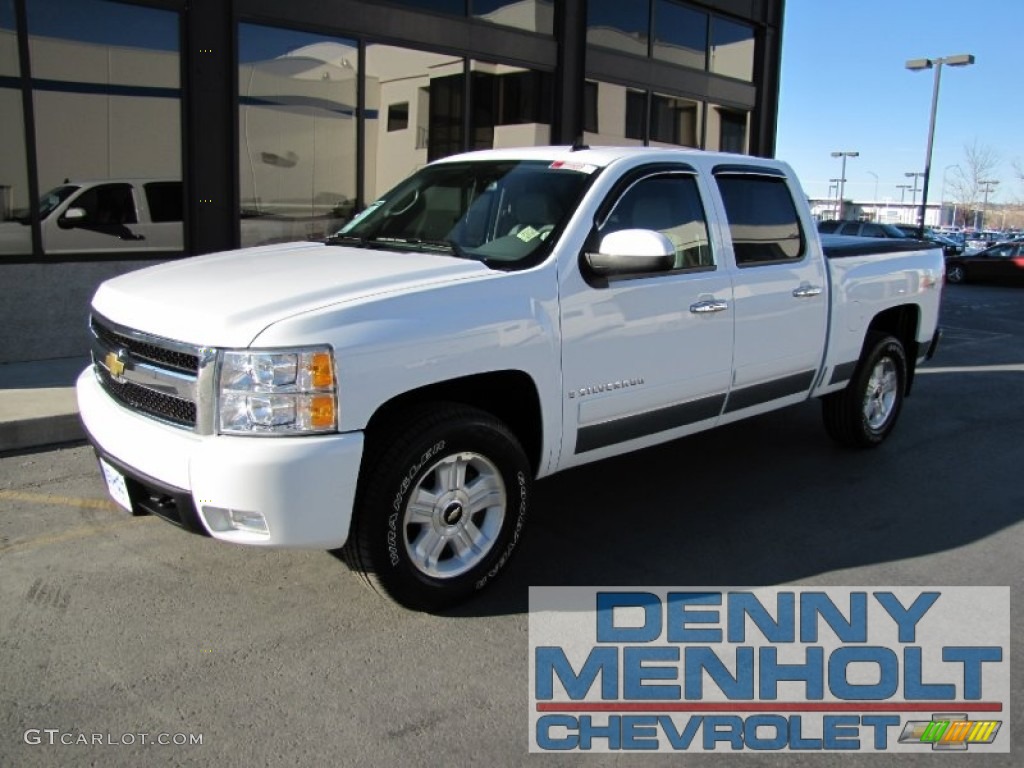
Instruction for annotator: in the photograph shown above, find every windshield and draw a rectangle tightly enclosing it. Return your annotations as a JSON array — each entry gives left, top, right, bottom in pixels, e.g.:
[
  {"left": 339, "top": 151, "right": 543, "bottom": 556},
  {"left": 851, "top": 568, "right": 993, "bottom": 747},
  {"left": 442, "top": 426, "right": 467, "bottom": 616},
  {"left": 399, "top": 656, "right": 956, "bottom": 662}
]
[
  {"left": 332, "top": 160, "right": 596, "bottom": 269},
  {"left": 39, "top": 185, "right": 79, "bottom": 219}
]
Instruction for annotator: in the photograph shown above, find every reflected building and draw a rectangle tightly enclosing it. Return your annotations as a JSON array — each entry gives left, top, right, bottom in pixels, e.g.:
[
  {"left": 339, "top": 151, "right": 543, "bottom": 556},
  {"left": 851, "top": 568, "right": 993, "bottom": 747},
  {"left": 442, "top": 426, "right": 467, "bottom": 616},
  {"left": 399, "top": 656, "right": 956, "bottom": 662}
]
[{"left": 1, "top": 0, "right": 783, "bottom": 257}]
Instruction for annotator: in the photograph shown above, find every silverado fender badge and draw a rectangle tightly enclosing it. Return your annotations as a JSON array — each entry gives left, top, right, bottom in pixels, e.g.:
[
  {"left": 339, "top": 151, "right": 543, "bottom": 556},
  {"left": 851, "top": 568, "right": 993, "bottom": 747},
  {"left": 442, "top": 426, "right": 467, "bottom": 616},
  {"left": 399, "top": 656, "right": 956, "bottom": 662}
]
[{"left": 568, "top": 377, "right": 644, "bottom": 399}]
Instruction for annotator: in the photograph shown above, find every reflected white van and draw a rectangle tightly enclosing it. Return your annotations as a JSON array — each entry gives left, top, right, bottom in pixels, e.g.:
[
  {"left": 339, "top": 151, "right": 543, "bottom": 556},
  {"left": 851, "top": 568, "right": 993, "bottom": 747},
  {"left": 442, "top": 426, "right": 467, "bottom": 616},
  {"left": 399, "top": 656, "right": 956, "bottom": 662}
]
[{"left": 0, "top": 179, "right": 182, "bottom": 256}]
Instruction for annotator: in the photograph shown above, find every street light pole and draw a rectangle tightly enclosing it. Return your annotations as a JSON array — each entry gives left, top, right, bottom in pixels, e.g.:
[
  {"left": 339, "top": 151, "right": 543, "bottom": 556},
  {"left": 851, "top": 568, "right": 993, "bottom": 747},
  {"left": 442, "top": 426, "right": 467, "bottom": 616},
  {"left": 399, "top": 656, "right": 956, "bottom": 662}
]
[
  {"left": 905, "top": 172, "right": 924, "bottom": 204},
  {"left": 829, "top": 178, "right": 842, "bottom": 219},
  {"left": 906, "top": 54, "right": 976, "bottom": 237},
  {"left": 897, "top": 184, "right": 912, "bottom": 203},
  {"left": 979, "top": 179, "right": 999, "bottom": 230},
  {"left": 830, "top": 151, "right": 859, "bottom": 220}
]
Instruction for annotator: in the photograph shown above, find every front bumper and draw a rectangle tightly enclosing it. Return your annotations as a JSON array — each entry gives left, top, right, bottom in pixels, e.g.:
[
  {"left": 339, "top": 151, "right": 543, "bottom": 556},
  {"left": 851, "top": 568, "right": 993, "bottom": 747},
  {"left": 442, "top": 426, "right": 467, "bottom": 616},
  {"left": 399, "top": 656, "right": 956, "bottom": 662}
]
[{"left": 77, "top": 368, "right": 364, "bottom": 548}]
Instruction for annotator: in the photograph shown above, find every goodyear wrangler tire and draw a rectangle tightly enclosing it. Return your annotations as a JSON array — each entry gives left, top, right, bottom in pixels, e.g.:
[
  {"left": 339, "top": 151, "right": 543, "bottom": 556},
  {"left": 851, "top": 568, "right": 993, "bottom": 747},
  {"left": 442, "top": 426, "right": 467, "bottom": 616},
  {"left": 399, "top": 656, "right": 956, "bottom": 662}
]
[
  {"left": 822, "top": 334, "right": 907, "bottom": 449},
  {"left": 345, "top": 404, "right": 530, "bottom": 611}
]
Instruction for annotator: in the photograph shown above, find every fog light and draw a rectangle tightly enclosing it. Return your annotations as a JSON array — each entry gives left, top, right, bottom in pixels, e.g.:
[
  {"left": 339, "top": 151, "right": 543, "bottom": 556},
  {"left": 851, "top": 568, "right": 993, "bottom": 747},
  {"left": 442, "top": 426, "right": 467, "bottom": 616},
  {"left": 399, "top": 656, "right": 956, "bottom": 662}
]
[{"left": 201, "top": 505, "right": 269, "bottom": 535}]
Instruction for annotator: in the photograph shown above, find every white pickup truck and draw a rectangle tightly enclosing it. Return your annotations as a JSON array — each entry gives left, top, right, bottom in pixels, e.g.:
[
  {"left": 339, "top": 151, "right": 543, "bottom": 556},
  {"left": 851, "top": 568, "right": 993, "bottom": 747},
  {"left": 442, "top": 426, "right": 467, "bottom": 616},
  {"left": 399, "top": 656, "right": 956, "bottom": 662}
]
[{"left": 77, "top": 146, "right": 944, "bottom": 610}]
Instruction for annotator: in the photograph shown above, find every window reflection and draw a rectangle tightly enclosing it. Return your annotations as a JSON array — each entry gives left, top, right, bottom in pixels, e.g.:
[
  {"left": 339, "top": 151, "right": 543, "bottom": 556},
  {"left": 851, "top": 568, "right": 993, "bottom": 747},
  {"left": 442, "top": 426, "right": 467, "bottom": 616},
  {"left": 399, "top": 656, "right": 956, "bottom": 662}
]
[
  {"left": 587, "top": 0, "right": 649, "bottom": 57},
  {"left": 0, "top": 0, "right": 30, "bottom": 255},
  {"left": 365, "top": 45, "right": 462, "bottom": 199},
  {"left": 649, "top": 93, "right": 701, "bottom": 148},
  {"left": 239, "top": 24, "right": 359, "bottom": 247},
  {"left": 653, "top": 1, "right": 707, "bottom": 70},
  {"left": 710, "top": 17, "right": 754, "bottom": 82},
  {"left": 470, "top": 60, "right": 552, "bottom": 151},
  {"left": 582, "top": 81, "right": 644, "bottom": 147},
  {"left": 706, "top": 104, "right": 748, "bottom": 153},
  {"left": 473, "top": 0, "right": 553, "bottom": 34},
  {"left": 25, "top": 0, "right": 182, "bottom": 255},
  {"left": 383, "top": 0, "right": 465, "bottom": 15}
]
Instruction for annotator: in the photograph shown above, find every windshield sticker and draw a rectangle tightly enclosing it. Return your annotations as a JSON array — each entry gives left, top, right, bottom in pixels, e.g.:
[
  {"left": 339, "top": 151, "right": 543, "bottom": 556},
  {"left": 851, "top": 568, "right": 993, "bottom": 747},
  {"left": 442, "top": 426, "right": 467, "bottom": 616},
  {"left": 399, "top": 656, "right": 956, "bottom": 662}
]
[
  {"left": 338, "top": 200, "right": 385, "bottom": 233},
  {"left": 549, "top": 160, "right": 597, "bottom": 174},
  {"left": 516, "top": 226, "right": 541, "bottom": 242}
]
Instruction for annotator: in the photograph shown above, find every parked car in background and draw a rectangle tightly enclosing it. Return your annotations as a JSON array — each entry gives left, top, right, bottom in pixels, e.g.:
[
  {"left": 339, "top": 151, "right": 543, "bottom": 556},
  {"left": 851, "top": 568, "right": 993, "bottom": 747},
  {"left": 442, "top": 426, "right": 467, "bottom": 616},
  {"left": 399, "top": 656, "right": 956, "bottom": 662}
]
[
  {"left": 945, "top": 241, "right": 1024, "bottom": 284},
  {"left": 817, "top": 220, "right": 909, "bottom": 238},
  {"left": 964, "top": 231, "right": 1003, "bottom": 253}
]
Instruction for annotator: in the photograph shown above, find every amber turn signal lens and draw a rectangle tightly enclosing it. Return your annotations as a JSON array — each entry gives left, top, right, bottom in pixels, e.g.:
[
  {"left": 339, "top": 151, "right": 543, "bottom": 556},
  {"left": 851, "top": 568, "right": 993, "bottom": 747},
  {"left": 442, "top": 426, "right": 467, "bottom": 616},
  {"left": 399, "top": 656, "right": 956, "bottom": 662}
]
[
  {"left": 309, "top": 352, "right": 334, "bottom": 389},
  {"left": 309, "top": 395, "right": 336, "bottom": 429}
]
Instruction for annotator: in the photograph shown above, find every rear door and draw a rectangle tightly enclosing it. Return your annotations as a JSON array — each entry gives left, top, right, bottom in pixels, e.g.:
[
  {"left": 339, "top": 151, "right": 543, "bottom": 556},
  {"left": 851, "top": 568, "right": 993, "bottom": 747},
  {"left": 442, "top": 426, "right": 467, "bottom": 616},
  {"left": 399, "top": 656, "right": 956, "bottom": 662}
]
[
  {"left": 711, "top": 167, "right": 828, "bottom": 420},
  {"left": 558, "top": 165, "right": 734, "bottom": 466}
]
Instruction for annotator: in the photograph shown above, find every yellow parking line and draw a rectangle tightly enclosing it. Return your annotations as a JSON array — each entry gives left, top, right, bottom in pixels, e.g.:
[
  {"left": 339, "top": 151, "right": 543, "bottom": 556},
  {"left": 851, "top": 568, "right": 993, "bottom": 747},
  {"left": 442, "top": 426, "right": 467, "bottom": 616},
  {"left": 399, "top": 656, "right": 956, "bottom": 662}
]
[
  {"left": 0, "top": 518, "right": 146, "bottom": 556},
  {"left": 0, "top": 489, "right": 118, "bottom": 511}
]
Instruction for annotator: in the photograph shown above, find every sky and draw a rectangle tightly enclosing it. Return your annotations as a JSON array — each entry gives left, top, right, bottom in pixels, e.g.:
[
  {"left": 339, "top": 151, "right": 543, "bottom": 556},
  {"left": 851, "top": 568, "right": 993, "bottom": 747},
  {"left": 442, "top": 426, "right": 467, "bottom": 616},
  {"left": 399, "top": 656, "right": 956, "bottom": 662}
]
[{"left": 775, "top": 0, "right": 1024, "bottom": 206}]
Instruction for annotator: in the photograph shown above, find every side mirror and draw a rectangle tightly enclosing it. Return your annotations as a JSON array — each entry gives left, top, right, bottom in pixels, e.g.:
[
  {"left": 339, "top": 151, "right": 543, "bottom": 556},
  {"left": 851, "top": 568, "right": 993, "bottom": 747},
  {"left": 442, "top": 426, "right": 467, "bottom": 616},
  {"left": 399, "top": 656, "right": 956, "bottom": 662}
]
[
  {"left": 585, "top": 229, "right": 675, "bottom": 275},
  {"left": 59, "top": 207, "right": 87, "bottom": 229}
]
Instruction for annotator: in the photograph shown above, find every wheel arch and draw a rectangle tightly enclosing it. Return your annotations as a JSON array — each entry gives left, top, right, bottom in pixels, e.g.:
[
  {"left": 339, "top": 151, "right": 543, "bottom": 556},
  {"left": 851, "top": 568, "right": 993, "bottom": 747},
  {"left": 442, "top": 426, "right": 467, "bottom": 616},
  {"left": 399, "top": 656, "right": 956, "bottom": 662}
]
[
  {"left": 363, "top": 370, "right": 544, "bottom": 475},
  {"left": 864, "top": 304, "right": 921, "bottom": 395}
]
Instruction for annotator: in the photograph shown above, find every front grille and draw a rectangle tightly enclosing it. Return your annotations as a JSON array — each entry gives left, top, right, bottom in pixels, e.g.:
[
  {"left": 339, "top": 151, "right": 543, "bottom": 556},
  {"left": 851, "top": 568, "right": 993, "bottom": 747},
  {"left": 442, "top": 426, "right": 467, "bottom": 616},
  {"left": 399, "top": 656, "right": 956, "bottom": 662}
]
[
  {"left": 97, "top": 365, "right": 197, "bottom": 427},
  {"left": 91, "top": 316, "right": 199, "bottom": 374}
]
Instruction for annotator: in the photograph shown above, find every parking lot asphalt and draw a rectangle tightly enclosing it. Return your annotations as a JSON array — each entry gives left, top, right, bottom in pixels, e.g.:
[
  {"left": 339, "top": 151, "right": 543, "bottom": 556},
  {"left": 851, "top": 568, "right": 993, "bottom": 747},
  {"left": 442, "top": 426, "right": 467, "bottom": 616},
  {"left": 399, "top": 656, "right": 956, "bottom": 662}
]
[{"left": 1, "top": 282, "right": 1022, "bottom": 766}]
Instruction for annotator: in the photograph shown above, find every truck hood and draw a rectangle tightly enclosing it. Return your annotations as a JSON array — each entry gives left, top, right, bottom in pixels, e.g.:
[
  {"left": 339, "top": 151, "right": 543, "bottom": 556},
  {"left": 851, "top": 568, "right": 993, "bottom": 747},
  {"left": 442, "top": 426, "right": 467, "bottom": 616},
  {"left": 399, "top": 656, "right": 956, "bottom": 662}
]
[{"left": 92, "top": 241, "right": 491, "bottom": 347}]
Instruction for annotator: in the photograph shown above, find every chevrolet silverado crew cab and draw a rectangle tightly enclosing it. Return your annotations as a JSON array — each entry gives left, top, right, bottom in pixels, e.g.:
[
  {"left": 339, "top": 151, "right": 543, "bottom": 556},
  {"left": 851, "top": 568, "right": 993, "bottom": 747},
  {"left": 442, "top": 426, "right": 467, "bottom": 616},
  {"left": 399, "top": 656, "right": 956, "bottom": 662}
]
[{"left": 78, "top": 146, "right": 944, "bottom": 610}]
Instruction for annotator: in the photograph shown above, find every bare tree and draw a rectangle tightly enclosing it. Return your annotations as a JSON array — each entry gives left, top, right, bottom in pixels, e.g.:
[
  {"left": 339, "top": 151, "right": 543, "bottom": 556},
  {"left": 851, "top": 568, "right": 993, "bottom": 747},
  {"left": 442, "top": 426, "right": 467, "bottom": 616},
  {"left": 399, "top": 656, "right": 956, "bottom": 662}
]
[{"left": 947, "top": 140, "right": 1000, "bottom": 228}]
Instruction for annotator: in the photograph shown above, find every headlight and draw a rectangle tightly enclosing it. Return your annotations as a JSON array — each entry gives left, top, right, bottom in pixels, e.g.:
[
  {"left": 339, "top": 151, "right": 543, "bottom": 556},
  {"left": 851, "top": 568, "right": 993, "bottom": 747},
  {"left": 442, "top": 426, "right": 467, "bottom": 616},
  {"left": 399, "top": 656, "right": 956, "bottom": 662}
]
[{"left": 217, "top": 347, "right": 337, "bottom": 435}]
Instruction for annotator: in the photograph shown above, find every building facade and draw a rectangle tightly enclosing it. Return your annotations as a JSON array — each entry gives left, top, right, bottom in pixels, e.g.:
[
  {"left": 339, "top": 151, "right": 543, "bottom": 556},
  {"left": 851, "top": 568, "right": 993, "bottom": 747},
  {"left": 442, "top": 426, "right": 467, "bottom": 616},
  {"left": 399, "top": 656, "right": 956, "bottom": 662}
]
[{"left": 0, "top": 0, "right": 785, "bottom": 361}]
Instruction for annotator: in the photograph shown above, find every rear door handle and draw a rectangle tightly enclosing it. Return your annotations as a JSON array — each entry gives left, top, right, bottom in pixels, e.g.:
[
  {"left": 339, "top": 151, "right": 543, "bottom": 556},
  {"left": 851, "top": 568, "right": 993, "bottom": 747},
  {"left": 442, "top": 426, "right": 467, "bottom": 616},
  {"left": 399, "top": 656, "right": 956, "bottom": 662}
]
[
  {"left": 689, "top": 299, "right": 729, "bottom": 314},
  {"left": 792, "top": 284, "right": 823, "bottom": 298}
]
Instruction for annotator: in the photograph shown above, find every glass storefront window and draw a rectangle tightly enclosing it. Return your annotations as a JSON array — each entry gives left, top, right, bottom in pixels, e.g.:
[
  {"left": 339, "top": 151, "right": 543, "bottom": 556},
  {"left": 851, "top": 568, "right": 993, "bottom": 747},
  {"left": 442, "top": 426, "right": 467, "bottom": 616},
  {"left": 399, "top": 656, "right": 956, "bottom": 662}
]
[
  {"left": 653, "top": 1, "right": 707, "bottom": 71},
  {"left": 26, "top": 0, "right": 182, "bottom": 256},
  {"left": 0, "top": 0, "right": 30, "bottom": 256},
  {"left": 239, "top": 24, "right": 359, "bottom": 247},
  {"left": 706, "top": 104, "right": 748, "bottom": 153},
  {"left": 649, "top": 93, "right": 702, "bottom": 148},
  {"left": 582, "top": 81, "right": 645, "bottom": 147},
  {"left": 710, "top": 17, "right": 754, "bottom": 82},
  {"left": 383, "top": 0, "right": 466, "bottom": 15},
  {"left": 471, "top": 60, "right": 552, "bottom": 151},
  {"left": 365, "top": 45, "right": 463, "bottom": 199},
  {"left": 473, "top": 0, "right": 553, "bottom": 34},
  {"left": 587, "top": 0, "right": 650, "bottom": 57}
]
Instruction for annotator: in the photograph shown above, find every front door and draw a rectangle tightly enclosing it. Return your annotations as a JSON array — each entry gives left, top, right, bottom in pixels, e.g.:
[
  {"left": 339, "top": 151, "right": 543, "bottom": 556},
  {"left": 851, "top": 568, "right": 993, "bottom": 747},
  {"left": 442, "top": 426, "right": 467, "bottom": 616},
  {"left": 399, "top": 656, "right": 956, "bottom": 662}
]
[{"left": 558, "top": 167, "right": 734, "bottom": 467}]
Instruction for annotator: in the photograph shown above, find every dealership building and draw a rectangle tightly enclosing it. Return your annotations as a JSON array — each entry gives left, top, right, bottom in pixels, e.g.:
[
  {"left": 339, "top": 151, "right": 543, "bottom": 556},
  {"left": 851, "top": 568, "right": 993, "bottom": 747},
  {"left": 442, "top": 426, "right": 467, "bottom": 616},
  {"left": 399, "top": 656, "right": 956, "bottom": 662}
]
[{"left": 0, "top": 0, "right": 784, "bottom": 362}]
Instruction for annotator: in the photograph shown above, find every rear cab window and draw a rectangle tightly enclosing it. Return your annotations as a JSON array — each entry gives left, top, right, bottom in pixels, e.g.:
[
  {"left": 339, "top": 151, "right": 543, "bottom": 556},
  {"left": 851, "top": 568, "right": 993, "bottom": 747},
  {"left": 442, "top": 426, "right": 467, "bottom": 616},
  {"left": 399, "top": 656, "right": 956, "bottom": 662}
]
[{"left": 714, "top": 172, "right": 805, "bottom": 267}]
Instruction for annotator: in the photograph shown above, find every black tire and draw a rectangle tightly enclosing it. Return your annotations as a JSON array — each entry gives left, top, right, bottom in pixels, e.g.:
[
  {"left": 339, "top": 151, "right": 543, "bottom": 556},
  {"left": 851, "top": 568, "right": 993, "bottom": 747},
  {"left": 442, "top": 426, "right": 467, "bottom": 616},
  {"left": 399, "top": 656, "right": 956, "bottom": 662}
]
[
  {"left": 344, "top": 403, "right": 530, "bottom": 611},
  {"left": 946, "top": 263, "right": 966, "bottom": 284},
  {"left": 822, "top": 334, "right": 907, "bottom": 449}
]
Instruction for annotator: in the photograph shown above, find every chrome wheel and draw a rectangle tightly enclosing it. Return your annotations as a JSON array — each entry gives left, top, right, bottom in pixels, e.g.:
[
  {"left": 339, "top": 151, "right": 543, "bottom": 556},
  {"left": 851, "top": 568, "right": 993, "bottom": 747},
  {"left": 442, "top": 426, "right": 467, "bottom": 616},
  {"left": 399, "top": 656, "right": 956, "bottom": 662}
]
[
  {"left": 403, "top": 451, "right": 506, "bottom": 579},
  {"left": 862, "top": 358, "right": 898, "bottom": 430},
  {"left": 947, "top": 264, "right": 965, "bottom": 283}
]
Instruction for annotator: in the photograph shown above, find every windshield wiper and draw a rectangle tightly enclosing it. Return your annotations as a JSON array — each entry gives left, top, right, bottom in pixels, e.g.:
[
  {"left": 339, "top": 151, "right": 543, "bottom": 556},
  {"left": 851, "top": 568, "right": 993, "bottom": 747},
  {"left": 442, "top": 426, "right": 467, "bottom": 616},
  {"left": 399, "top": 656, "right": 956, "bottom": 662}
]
[
  {"left": 411, "top": 238, "right": 474, "bottom": 260},
  {"left": 324, "top": 233, "right": 371, "bottom": 248}
]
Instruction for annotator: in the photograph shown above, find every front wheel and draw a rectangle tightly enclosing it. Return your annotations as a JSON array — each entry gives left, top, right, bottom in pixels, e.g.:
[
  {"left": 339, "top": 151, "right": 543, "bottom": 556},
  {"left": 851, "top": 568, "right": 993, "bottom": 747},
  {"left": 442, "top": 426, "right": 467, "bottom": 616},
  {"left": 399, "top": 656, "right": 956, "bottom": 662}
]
[
  {"left": 946, "top": 263, "right": 966, "bottom": 284},
  {"left": 344, "top": 404, "right": 530, "bottom": 611},
  {"left": 822, "top": 334, "right": 907, "bottom": 449}
]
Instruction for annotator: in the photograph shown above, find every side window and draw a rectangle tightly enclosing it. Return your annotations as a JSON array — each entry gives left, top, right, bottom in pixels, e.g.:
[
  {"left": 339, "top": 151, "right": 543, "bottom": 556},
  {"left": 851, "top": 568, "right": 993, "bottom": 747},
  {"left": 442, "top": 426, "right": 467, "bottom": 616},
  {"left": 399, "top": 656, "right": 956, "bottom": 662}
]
[
  {"left": 861, "top": 223, "right": 884, "bottom": 237},
  {"left": 144, "top": 182, "right": 183, "bottom": 223},
  {"left": 600, "top": 174, "right": 713, "bottom": 270},
  {"left": 68, "top": 184, "right": 138, "bottom": 225},
  {"left": 837, "top": 221, "right": 861, "bottom": 236},
  {"left": 715, "top": 175, "right": 805, "bottom": 266}
]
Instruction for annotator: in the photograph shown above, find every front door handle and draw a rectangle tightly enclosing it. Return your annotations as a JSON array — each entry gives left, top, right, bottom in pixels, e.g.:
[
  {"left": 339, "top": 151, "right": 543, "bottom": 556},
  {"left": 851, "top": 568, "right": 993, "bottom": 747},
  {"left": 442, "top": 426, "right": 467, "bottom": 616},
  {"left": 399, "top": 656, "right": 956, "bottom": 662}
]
[
  {"left": 689, "top": 299, "right": 729, "bottom": 314},
  {"left": 792, "top": 284, "right": 823, "bottom": 298}
]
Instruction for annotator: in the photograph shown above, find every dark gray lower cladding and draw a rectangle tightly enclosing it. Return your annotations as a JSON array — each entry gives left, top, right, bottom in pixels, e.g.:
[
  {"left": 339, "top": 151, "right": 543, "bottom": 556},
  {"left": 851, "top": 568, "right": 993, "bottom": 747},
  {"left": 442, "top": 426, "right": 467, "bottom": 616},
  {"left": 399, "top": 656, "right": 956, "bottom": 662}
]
[
  {"left": 723, "top": 370, "right": 816, "bottom": 413},
  {"left": 828, "top": 361, "right": 859, "bottom": 386},
  {"left": 574, "top": 369, "right": 818, "bottom": 454},
  {"left": 575, "top": 393, "right": 726, "bottom": 454}
]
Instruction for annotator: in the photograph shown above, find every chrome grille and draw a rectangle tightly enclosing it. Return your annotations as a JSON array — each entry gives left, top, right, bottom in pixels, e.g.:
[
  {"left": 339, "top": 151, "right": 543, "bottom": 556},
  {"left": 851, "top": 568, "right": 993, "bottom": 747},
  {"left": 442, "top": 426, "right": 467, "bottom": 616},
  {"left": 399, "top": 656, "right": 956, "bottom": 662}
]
[
  {"left": 96, "top": 365, "right": 197, "bottom": 427},
  {"left": 90, "top": 313, "right": 212, "bottom": 432},
  {"left": 91, "top": 316, "right": 199, "bottom": 373}
]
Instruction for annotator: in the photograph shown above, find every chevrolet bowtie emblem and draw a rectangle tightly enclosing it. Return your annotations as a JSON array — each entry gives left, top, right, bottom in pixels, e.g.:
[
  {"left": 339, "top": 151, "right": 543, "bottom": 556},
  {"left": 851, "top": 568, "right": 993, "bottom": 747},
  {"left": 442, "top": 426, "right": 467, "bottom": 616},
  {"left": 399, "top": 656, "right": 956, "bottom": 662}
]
[{"left": 105, "top": 350, "right": 126, "bottom": 380}]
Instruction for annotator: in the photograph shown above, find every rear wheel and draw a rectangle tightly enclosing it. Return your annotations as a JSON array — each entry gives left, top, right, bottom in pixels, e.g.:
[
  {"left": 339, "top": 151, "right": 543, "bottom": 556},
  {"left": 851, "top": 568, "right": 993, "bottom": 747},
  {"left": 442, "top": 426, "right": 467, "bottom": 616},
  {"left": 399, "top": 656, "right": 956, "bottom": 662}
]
[
  {"left": 344, "top": 404, "right": 530, "bottom": 611},
  {"left": 946, "top": 263, "right": 966, "bottom": 284},
  {"left": 822, "top": 334, "right": 907, "bottom": 449}
]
